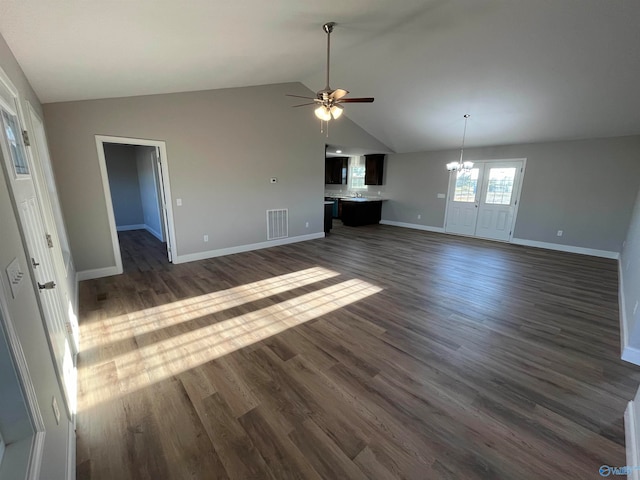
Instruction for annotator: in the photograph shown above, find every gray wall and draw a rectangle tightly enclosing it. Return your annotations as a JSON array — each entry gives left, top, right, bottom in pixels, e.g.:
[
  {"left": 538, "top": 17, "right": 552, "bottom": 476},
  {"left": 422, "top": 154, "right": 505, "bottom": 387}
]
[
  {"left": 0, "top": 32, "right": 72, "bottom": 479},
  {"left": 382, "top": 136, "right": 640, "bottom": 252},
  {"left": 43, "top": 82, "right": 388, "bottom": 272},
  {"left": 622, "top": 187, "right": 640, "bottom": 348},
  {"left": 104, "top": 143, "right": 144, "bottom": 227},
  {"left": 136, "top": 145, "right": 164, "bottom": 240}
]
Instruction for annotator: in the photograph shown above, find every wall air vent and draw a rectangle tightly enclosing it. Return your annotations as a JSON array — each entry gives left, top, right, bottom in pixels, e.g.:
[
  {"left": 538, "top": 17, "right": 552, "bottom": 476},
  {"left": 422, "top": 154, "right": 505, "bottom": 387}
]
[{"left": 266, "top": 209, "right": 288, "bottom": 240}]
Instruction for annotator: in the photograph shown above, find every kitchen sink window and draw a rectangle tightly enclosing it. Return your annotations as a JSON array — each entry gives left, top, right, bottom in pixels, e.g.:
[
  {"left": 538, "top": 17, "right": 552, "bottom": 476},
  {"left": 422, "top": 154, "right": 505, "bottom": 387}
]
[{"left": 349, "top": 156, "right": 366, "bottom": 189}]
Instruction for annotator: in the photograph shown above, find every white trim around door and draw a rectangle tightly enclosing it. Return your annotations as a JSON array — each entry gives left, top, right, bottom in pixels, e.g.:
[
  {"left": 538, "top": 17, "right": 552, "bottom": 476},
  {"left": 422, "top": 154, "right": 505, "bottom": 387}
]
[
  {"left": 94, "top": 135, "right": 177, "bottom": 275},
  {"left": 0, "top": 284, "right": 46, "bottom": 480}
]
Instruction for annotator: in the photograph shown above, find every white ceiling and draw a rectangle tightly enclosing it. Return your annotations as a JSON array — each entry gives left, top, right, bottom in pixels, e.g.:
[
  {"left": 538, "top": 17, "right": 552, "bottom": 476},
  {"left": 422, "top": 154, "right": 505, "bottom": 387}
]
[{"left": 1, "top": 0, "right": 639, "bottom": 153}]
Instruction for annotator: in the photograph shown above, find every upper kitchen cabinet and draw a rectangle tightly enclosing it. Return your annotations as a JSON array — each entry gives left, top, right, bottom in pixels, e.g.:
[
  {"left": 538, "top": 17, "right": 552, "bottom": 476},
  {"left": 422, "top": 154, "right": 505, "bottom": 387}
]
[
  {"left": 365, "top": 154, "right": 385, "bottom": 185},
  {"left": 325, "top": 156, "right": 348, "bottom": 184}
]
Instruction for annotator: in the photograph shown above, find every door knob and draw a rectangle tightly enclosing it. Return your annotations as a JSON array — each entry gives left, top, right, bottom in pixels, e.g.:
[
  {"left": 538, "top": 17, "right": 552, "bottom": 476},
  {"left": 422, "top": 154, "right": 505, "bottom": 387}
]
[{"left": 38, "top": 281, "right": 56, "bottom": 290}]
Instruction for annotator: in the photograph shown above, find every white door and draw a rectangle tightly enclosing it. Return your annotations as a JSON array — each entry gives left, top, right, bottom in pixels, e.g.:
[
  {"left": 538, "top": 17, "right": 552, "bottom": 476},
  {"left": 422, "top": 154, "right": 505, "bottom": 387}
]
[
  {"left": 445, "top": 160, "right": 524, "bottom": 242},
  {"left": 475, "top": 161, "right": 523, "bottom": 241},
  {"left": 445, "top": 166, "right": 481, "bottom": 235},
  {"left": 155, "top": 146, "right": 172, "bottom": 261},
  {"left": 0, "top": 91, "right": 76, "bottom": 416},
  {"left": 26, "top": 103, "right": 79, "bottom": 353}
]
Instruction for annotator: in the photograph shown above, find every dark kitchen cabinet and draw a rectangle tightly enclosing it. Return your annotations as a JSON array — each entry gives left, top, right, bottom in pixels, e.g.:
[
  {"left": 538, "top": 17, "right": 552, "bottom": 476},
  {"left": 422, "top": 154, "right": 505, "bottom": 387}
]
[
  {"left": 364, "top": 154, "right": 385, "bottom": 185},
  {"left": 325, "top": 157, "right": 348, "bottom": 184}
]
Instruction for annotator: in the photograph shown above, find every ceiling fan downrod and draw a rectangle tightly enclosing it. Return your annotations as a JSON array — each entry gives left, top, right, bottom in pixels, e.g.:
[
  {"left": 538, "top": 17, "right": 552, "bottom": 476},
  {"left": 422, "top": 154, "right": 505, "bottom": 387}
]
[{"left": 322, "top": 22, "right": 336, "bottom": 93}]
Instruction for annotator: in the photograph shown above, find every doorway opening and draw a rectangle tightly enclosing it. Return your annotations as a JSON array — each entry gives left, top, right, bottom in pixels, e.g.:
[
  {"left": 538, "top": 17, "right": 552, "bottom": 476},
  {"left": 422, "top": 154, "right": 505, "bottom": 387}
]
[
  {"left": 444, "top": 159, "right": 526, "bottom": 242},
  {"left": 95, "top": 136, "right": 176, "bottom": 274}
]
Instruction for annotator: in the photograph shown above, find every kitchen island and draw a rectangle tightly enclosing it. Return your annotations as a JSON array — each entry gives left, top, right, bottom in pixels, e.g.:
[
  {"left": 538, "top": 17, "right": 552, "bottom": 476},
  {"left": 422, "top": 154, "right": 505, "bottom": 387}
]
[{"left": 340, "top": 198, "right": 385, "bottom": 226}]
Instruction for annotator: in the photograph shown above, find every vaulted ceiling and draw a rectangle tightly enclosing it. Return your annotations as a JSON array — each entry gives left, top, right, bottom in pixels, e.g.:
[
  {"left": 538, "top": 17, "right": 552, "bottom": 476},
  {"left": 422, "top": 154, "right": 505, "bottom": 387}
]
[{"left": 1, "top": 0, "right": 639, "bottom": 153}]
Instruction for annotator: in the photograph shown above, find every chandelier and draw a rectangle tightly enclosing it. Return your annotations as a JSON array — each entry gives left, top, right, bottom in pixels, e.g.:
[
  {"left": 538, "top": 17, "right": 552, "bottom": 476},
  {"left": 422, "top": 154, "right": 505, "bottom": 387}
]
[{"left": 446, "top": 114, "right": 474, "bottom": 172}]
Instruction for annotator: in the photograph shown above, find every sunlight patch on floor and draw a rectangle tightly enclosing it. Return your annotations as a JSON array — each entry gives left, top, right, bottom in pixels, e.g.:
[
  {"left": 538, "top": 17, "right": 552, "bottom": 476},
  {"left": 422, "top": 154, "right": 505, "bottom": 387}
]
[
  {"left": 78, "top": 276, "right": 381, "bottom": 411},
  {"left": 81, "top": 267, "right": 340, "bottom": 347}
]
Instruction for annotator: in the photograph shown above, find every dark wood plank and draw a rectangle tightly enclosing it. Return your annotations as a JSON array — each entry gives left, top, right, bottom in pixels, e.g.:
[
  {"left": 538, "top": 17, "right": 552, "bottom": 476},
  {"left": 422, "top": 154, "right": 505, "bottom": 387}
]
[{"left": 76, "top": 225, "right": 640, "bottom": 479}]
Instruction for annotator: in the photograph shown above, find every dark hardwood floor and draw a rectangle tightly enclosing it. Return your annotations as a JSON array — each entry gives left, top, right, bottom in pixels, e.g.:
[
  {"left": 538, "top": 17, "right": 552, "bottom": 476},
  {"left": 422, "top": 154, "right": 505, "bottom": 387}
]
[{"left": 76, "top": 225, "right": 640, "bottom": 479}]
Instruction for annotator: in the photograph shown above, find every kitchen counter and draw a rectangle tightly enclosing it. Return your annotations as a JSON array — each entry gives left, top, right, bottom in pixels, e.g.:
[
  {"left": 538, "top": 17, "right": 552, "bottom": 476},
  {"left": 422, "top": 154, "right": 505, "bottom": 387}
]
[{"left": 340, "top": 197, "right": 387, "bottom": 203}]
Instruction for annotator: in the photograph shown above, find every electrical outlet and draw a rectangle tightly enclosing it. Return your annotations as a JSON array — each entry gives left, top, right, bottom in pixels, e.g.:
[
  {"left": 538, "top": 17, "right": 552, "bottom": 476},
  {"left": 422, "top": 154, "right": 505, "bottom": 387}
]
[
  {"left": 557, "top": 230, "right": 563, "bottom": 237},
  {"left": 417, "top": 214, "right": 421, "bottom": 220},
  {"left": 203, "top": 235, "right": 209, "bottom": 242},
  {"left": 52, "top": 396, "right": 60, "bottom": 425},
  {"left": 176, "top": 198, "right": 182, "bottom": 206},
  {"left": 305, "top": 222, "right": 309, "bottom": 228}
]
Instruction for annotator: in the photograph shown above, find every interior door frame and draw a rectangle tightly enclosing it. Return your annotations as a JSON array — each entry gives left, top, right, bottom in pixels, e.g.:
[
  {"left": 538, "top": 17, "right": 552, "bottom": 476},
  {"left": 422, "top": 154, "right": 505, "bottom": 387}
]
[
  {"left": 0, "top": 289, "right": 46, "bottom": 480},
  {"left": 95, "top": 135, "right": 176, "bottom": 273},
  {"left": 0, "top": 68, "right": 46, "bottom": 480},
  {"left": 444, "top": 157, "right": 527, "bottom": 242}
]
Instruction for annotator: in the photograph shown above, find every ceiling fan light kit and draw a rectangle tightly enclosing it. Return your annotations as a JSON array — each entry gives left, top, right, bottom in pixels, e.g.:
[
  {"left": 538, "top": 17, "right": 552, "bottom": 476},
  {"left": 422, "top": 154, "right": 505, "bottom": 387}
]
[
  {"left": 287, "top": 22, "right": 374, "bottom": 131},
  {"left": 446, "top": 114, "right": 474, "bottom": 173}
]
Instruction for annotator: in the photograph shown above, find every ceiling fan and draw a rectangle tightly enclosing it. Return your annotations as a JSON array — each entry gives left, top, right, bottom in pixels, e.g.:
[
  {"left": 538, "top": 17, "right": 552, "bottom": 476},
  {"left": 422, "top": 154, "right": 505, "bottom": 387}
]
[{"left": 287, "top": 22, "right": 374, "bottom": 122}]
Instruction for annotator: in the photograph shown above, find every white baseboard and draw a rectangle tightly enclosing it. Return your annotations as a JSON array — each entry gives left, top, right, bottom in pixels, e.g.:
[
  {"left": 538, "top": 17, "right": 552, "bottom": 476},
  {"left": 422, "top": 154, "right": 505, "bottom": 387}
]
[
  {"left": 379, "top": 220, "right": 445, "bottom": 233},
  {"left": 144, "top": 225, "right": 163, "bottom": 242},
  {"left": 117, "top": 223, "right": 163, "bottom": 241},
  {"left": 623, "top": 346, "right": 640, "bottom": 367},
  {"left": 173, "top": 232, "right": 325, "bottom": 265},
  {"left": 116, "top": 224, "right": 145, "bottom": 232},
  {"left": 510, "top": 238, "right": 619, "bottom": 259},
  {"left": 626, "top": 400, "right": 640, "bottom": 480},
  {"left": 76, "top": 266, "right": 122, "bottom": 281}
]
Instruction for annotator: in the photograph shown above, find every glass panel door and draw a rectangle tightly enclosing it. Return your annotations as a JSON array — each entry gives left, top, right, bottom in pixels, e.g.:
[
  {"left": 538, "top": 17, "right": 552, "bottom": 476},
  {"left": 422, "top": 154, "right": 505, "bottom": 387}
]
[
  {"left": 446, "top": 160, "right": 525, "bottom": 241},
  {"left": 475, "top": 161, "right": 523, "bottom": 241},
  {"left": 445, "top": 166, "right": 482, "bottom": 236}
]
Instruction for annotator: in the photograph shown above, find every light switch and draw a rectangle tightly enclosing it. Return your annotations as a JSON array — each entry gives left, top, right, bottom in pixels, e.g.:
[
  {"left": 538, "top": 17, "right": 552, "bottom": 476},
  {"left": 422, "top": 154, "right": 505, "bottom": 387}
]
[
  {"left": 176, "top": 198, "right": 182, "bottom": 206},
  {"left": 6, "top": 257, "right": 25, "bottom": 299},
  {"left": 437, "top": 193, "right": 446, "bottom": 199}
]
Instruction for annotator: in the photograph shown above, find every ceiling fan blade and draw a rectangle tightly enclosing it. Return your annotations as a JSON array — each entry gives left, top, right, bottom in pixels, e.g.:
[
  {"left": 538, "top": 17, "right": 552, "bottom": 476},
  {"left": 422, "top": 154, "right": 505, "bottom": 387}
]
[
  {"left": 338, "top": 97, "right": 375, "bottom": 103},
  {"left": 286, "top": 94, "right": 318, "bottom": 100},
  {"left": 330, "top": 88, "right": 349, "bottom": 100},
  {"left": 292, "top": 102, "right": 317, "bottom": 107}
]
